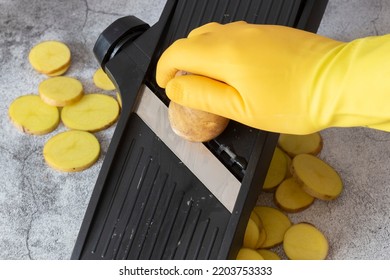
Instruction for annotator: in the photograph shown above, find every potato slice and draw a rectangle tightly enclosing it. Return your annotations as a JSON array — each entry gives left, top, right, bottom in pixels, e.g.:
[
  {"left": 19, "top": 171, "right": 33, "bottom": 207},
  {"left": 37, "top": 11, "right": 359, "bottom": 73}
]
[
  {"left": 28, "top": 41, "right": 71, "bottom": 75},
  {"left": 93, "top": 68, "right": 116, "bottom": 90},
  {"left": 253, "top": 206, "right": 291, "bottom": 248},
  {"left": 168, "top": 101, "right": 229, "bottom": 142},
  {"left": 236, "top": 248, "right": 264, "bottom": 260},
  {"left": 292, "top": 154, "right": 343, "bottom": 200},
  {"left": 262, "top": 147, "right": 287, "bottom": 192},
  {"left": 284, "top": 153, "right": 293, "bottom": 178},
  {"left": 256, "top": 249, "right": 281, "bottom": 260},
  {"left": 8, "top": 95, "right": 59, "bottom": 135},
  {"left": 278, "top": 132, "right": 323, "bottom": 157},
  {"left": 250, "top": 211, "right": 267, "bottom": 248},
  {"left": 43, "top": 130, "right": 100, "bottom": 172},
  {"left": 250, "top": 211, "right": 261, "bottom": 227},
  {"left": 256, "top": 227, "right": 267, "bottom": 249},
  {"left": 61, "top": 93, "right": 119, "bottom": 132},
  {"left": 39, "top": 76, "right": 83, "bottom": 107},
  {"left": 116, "top": 92, "right": 122, "bottom": 108},
  {"left": 283, "top": 223, "right": 329, "bottom": 260},
  {"left": 46, "top": 61, "right": 71, "bottom": 77},
  {"left": 243, "top": 218, "right": 260, "bottom": 249},
  {"left": 274, "top": 178, "right": 315, "bottom": 213}
]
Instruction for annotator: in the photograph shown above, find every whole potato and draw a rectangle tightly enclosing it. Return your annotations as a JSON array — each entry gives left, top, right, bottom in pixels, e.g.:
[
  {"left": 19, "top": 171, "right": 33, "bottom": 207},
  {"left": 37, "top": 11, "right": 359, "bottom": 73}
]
[{"left": 168, "top": 101, "right": 229, "bottom": 142}]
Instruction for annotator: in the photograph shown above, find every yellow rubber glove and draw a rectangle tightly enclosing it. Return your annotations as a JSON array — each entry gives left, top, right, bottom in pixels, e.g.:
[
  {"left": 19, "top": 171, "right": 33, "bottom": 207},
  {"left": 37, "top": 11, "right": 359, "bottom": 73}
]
[{"left": 156, "top": 21, "right": 390, "bottom": 134}]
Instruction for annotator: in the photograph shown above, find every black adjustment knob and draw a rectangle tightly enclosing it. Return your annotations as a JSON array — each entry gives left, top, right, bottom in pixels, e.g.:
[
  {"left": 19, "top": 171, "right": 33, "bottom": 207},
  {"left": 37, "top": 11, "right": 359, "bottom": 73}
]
[{"left": 93, "top": 15, "right": 149, "bottom": 69}]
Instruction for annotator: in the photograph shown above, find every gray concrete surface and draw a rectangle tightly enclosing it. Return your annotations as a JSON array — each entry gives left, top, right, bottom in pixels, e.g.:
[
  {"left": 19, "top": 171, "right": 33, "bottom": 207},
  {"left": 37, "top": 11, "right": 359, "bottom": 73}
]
[{"left": 0, "top": 0, "right": 389, "bottom": 260}]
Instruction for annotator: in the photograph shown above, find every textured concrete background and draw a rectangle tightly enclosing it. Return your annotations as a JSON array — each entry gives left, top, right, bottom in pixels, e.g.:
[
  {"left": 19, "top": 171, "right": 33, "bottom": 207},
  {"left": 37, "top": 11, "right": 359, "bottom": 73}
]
[{"left": 0, "top": 0, "right": 389, "bottom": 260}]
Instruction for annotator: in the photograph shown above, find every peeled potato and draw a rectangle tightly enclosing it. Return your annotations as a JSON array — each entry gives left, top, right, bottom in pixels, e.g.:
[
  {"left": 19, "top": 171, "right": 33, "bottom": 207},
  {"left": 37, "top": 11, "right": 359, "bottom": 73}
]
[
  {"left": 278, "top": 132, "right": 323, "bottom": 157},
  {"left": 43, "top": 130, "right": 100, "bottom": 172},
  {"left": 8, "top": 95, "right": 59, "bottom": 135},
  {"left": 292, "top": 154, "right": 343, "bottom": 200},
  {"left": 274, "top": 177, "right": 315, "bottom": 213},
  {"left": 283, "top": 223, "right": 329, "bottom": 260},
  {"left": 28, "top": 41, "right": 71, "bottom": 75},
  {"left": 61, "top": 93, "right": 119, "bottom": 132},
  {"left": 93, "top": 68, "right": 116, "bottom": 90},
  {"left": 253, "top": 206, "right": 291, "bottom": 249},
  {"left": 168, "top": 101, "right": 229, "bottom": 142},
  {"left": 236, "top": 248, "right": 264, "bottom": 260},
  {"left": 262, "top": 147, "right": 288, "bottom": 192},
  {"left": 38, "top": 76, "right": 83, "bottom": 107}
]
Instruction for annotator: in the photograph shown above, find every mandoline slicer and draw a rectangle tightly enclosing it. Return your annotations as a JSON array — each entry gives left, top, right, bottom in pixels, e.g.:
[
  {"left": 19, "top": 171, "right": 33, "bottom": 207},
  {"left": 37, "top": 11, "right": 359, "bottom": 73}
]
[{"left": 71, "top": 0, "right": 328, "bottom": 260}]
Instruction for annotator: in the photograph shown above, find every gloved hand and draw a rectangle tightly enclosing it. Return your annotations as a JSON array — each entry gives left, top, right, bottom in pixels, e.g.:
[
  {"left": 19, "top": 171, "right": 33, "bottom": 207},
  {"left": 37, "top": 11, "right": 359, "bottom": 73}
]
[{"left": 156, "top": 21, "right": 390, "bottom": 134}]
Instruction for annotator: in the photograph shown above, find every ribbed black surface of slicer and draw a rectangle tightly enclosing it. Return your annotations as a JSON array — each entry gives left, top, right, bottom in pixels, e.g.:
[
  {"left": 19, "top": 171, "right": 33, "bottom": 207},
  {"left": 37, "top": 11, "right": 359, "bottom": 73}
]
[
  {"left": 157, "top": 0, "right": 302, "bottom": 55},
  {"left": 80, "top": 115, "right": 229, "bottom": 259}
]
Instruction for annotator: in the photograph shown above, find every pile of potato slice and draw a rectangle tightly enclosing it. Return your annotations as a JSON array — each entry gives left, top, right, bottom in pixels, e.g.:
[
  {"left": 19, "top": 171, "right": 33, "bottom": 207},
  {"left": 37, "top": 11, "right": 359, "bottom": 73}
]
[
  {"left": 238, "top": 132, "right": 343, "bottom": 260},
  {"left": 8, "top": 40, "right": 120, "bottom": 172}
]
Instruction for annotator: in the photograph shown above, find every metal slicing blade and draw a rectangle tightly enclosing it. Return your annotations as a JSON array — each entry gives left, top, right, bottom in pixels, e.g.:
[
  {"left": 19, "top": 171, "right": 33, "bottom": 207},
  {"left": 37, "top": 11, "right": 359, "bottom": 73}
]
[{"left": 134, "top": 85, "right": 241, "bottom": 213}]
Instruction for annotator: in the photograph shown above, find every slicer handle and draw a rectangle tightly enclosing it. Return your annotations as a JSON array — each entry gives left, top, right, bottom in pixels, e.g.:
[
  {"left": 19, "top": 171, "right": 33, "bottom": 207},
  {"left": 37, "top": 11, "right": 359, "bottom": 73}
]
[{"left": 93, "top": 15, "right": 149, "bottom": 69}]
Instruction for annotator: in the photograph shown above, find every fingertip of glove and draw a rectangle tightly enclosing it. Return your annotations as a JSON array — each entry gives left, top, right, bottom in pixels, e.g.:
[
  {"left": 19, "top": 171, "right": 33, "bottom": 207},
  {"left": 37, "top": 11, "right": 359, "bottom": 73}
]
[
  {"left": 188, "top": 21, "right": 249, "bottom": 37},
  {"left": 156, "top": 69, "right": 175, "bottom": 88},
  {"left": 156, "top": 38, "right": 189, "bottom": 88},
  {"left": 188, "top": 22, "right": 220, "bottom": 37},
  {"left": 156, "top": 55, "right": 178, "bottom": 88},
  {"left": 165, "top": 78, "right": 185, "bottom": 103}
]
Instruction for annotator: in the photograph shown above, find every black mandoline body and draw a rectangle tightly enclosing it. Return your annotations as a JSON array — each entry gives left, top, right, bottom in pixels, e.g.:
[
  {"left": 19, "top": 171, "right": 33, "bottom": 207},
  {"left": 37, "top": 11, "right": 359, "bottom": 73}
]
[{"left": 72, "top": 0, "right": 328, "bottom": 260}]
